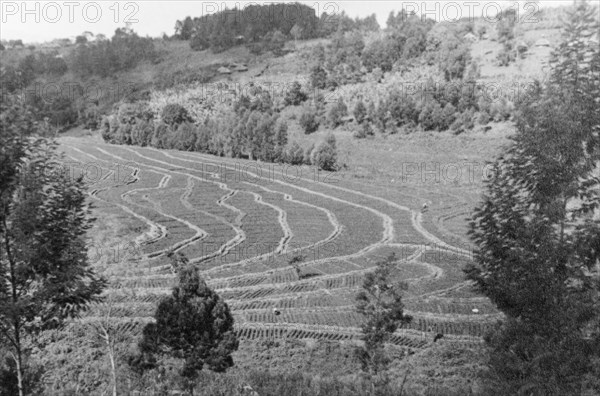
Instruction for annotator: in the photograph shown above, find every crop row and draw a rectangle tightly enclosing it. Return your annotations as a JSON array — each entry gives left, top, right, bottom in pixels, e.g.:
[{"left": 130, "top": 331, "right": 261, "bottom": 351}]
[
  {"left": 172, "top": 150, "right": 432, "bottom": 246},
  {"left": 233, "top": 323, "right": 482, "bottom": 348},
  {"left": 62, "top": 149, "right": 188, "bottom": 262},
  {"left": 136, "top": 148, "right": 385, "bottom": 250},
  {"left": 91, "top": 145, "right": 245, "bottom": 265}
]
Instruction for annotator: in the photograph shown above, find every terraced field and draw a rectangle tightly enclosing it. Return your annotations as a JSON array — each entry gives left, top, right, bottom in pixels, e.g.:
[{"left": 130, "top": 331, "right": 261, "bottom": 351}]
[{"left": 59, "top": 137, "right": 500, "bottom": 350}]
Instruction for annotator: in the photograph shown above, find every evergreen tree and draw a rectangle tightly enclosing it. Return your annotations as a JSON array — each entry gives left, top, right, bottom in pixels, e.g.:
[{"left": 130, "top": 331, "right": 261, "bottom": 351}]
[
  {"left": 134, "top": 257, "right": 238, "bottom": 395},
  {"left": 355, "top": 254, "right": 412, "bottom": 375},
  {"left": 274, "top": 120, "right": 289, "bottom": 162},
  {"left": 353, "top": 100, "right": 367, "bottom": 124}
]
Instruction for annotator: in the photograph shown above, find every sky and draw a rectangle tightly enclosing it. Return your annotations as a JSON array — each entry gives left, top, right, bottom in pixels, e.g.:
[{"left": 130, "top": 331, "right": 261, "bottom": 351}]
[{"left": 0, "top": 0, "right": 575, "bottom": 43}]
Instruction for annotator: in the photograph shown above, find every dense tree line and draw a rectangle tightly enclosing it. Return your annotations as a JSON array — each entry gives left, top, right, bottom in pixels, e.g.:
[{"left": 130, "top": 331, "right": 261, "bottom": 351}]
[
  {"left": 101, "top": 89, "right": 338, "bottom": 170},
  {"left": 177, "top": 3, "right": 379, "bottom": 53},
  {"left": 69, "top": 27, "right": 159, "bottom": 78}
]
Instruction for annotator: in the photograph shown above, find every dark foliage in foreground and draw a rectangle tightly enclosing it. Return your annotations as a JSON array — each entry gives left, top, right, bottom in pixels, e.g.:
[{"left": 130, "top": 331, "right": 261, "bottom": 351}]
[
  {"left": 131, "top": 255, "right": 238, "bottom": 395},
  {"left": 466, "top": 2, "right": 600, "bottom": 394}
]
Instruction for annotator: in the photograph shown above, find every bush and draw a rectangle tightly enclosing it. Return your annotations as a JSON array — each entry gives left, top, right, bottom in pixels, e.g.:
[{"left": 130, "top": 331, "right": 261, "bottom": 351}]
[
  {"left": 353, "top": 100, "right": 367, "bottom": 124},
  {"left": 190, "top": 34, "right": 209, "bottom": 51},
  {"left": 161, "top": 103, "right": 192, "bottom": 126},
  {"left": 273, "top": 120, "right": 289, "bottom": 162},
  {"left": 450, "top": 108, "right": 475, "bottom": 134},
  {"left": 327, "top": 97, "right": 348, "bottom": 127},
  {"left": 286, "top": 141, "right": 304, "bottom": 165},
  {"left": 303, "top": 143, "right": 315, "bottom": 165},
  {"left": 489, "top": 98, "right": 513, "bottom": 122},
  {"left": 117, "top": 102, "right": 151, "bottom": 125},
  {"left": 311, "top": 141, "right": 338, "bottom": 171},
  {"left": 353, "top": 122, "right": 374, "bottom": 139},
  {"left": 418, "top": 100, "right": 443, "bottom": 131},
  {"left": 172, "top": 122, "right": 196, "bottom": 151},
  {"left": 131, "top": 119, "right": 154, "bottom": 146},
  {"left": 151, "top": 122, "right": 170, "bottom": 149},
  {"left": 100, "top": 116, "right": 113, "bottom": 142},
  {"left": 310, "top": 65, "right": 327, "bottom": 90},
  {"left": 299, "top": 107, "right": 319, "bottom": 134},
  {"left": 476, "top": 111, "right": 491, "bottom": 125},
  {"left": 439, "top": 103, "right": 457, "bottom": 130},
  {"left": 284, "top": 81, "right": 308, "bottom": 106},
  {"left": 496, "top": 45, "right": 516, "bottom": 66},
  {"left": 194, "top": 121, "right": 211, "bottom": 152}
]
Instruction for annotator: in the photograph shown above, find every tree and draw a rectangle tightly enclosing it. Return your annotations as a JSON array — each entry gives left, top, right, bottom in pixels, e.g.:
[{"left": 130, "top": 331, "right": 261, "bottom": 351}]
[
  {"left": 0, "top": 100, "right": 105, "bottom": 396},
  {"left": 131, "top": 119, "right": 154, "bottom": 147},
  {"left": 303, "top": 143, "right": 315, "bottom": 165},
  {"left": 355, "top": 254, "right": 412, "bottom": 376},
  {"left": 353, "top": 100, "right": 367, "bottom": 124},
  {"left": 311, "top": 134, "right": 338, "bottom": 171},
  {"left": 134, "top": 257, "right": 238, "bottom": 395},
  {"left": 466, "top": 2, "right": 600, "bottom": 393},
  {"left": 175, "top": 16, "right": 194, "bottom": 40},
  {"left": 284, "top": 81, "right": 308, "bottom": 106},
  {"left": 264, "top": 30, "right": 286, "bottom": 56},
  {"left": 161, "top": 103, "right": 192, "bottom": 126},
  {"left": 309, "top": 65, "right": 327, "bottom": 90},
  {"left": 437, "top": 37, "right": 471, "bottom": 81},
  {"left": 75, "top": 35, "right": 88, "bottom": 45},
  {"left": 274, "top": 120, "right": 288, "bottom": 162},
  {"left": 327, "top": 97, "right": 348, "bottom": 127},
  {"left": 173, "top": 122, "right": 196, "bottom": 151},
  {"left": 357, "top": 14, "right": 380, "bottom": 32},
  {"left": 286, "top": 141, "right": 304, "bottom": 165},
  {"left": 299, "top": 107, "right": 319, "bottom": 134},
  {"left": 89, "top": 284, "right": 135, "bottom": 396},
  {"left": 290, "top": 24, "right": 303, "bottom": 45}
]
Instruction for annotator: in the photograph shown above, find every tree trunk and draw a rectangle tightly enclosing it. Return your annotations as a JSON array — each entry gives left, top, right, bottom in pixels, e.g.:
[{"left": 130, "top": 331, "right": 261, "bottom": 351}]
[
  {"left": 109, "top": 347, "right": 117, "bottom": 396},
  {"left": 6, "top": 228, "right": 24, "bottom": 396},
  {"left": 15, "top": 344, "right": 24, "bottom": 396},
  {"left": 100, "top": 322, "right": 118, "bottom": 396}
]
